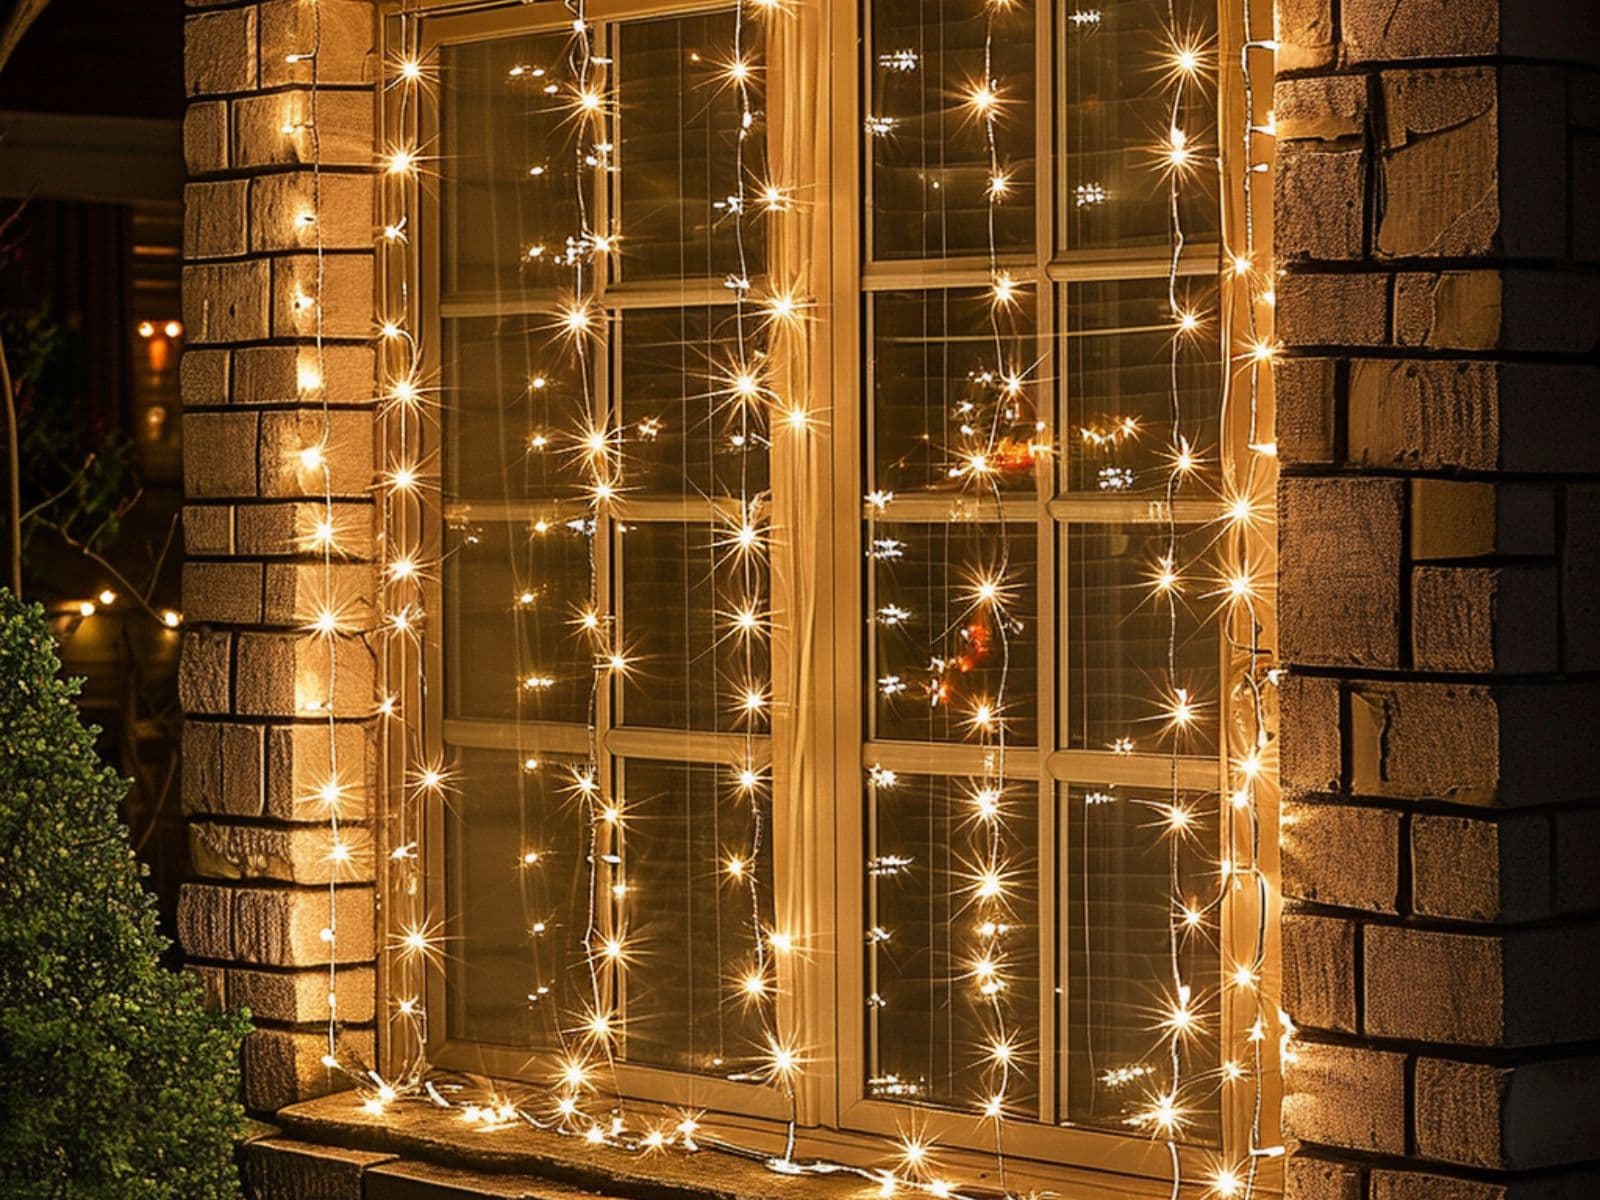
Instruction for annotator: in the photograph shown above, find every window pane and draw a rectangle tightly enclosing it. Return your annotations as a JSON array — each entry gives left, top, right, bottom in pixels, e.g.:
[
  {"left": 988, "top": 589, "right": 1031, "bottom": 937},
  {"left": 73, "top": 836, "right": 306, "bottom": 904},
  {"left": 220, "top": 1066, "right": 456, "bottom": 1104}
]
[
  {"left": 868, "top": 0, "right": 1036, "bottom": 259},
  {"left": 1065, "top": 522, "right": 1219, "bottom": 756},
  {"left": 866, "top": 772, "right": 1039, "bottom": 1111},
  {"left": 444, "top": 519, "right": 593, "bottom": 725},
  {"left": 617, "top": 11, "right": 766, "bottom": 282},
  {"left": 618, "top": 305, "right": 770, "bottom": 497},
  {"left": 441, "top": 33, "right": 579, "bottom": 297},
  {"left": 870, "top": 521, "right": 1037, "bottom": 745},
  {"left": 445, "top": 749, "right": 590, "bottom": 1048},
  {"left": 618, "top": 521, "right": 770, "bottom": 732},
  {"left": 1062, "top": 278, "right": 1220, "bottom": 496},
  {"left": 1062, "top": 1, "right": 1218, "bottom": 252},
  {"left": 617, "top": 759, "right": 774, "bottom": 1076},
  {"left": 871, "top": 288, "right": 1042, "bottom": 497},
  {"left": 1064, "top": 783, "right": 1220, "bottom": 1144}
]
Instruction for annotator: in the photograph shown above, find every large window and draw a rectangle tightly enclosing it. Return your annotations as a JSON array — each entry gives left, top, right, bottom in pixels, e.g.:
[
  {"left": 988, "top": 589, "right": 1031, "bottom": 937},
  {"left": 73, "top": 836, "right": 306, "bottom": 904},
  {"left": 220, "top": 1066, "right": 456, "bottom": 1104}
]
[{"left": 398, "top": 0, "right": 1273, "bottom": 1189}]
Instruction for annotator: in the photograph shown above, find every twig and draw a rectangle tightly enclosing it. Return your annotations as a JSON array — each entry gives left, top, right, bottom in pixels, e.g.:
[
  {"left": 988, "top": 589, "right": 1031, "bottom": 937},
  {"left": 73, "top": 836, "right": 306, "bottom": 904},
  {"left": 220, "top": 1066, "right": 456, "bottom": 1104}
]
[
  {"left": 0, "top": 325, "right": 20, "bottom": 597},
  {"left": 32, "top": 515, "right": 171, "bottom": 626},
  {"left": 19, "top": 452, "right": 95, "bottom": 524}
]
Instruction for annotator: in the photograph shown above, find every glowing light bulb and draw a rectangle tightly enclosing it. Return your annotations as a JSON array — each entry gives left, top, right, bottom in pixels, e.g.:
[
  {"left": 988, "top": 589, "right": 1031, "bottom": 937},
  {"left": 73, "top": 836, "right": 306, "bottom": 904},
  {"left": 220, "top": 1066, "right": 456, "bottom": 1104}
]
[
  {"left": 968, "top": 83, "right": 997, "bottom": 114},
  {"left": 386, "top": 147, "right": 418, "bottom": 175},
  {"left": 299, "top": 445, "right": 325, "bottom": 471}
]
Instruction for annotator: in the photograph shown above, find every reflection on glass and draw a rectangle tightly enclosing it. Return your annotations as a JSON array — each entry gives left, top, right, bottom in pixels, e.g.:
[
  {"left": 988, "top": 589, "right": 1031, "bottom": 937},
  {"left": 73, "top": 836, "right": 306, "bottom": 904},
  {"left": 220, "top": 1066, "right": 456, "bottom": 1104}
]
[
  {"left": 441, "top": 33, "right": 580, "bottom": 297},
  {"left": 446, "top": 749, "right": 589, "bottom": 1048},
  {"left": 1062, "top": 0, "right": 1218, "bottom": 251},
  {"left": 870, "top": 521, "right": 1037, "bottom": 745},
  {"left": 872, "top": 288, "right": 1042, "bottom": 496},
  {"left": 1064, "top": 783, "right": 1220, "bottom": 1144},
  {"left": 619, "top": 521, "right": 770, "bottom": 732},
  {"left": 618, "top": 306, "right": 770, "bottom": 496},
  {"left": 617, "top": 12, "right": 766, "bottom": 282},
  {"left": 617, "top": 759, "right": 773, "bottom": 1075},
  {"left": 867, "top": 773, "right": 1039, "bottom": 1110},
  {"left": 1065, "top": 523, "right": 1219, "bottom": 756},
  {"left": 868, "top": 0, "right": 1036, "bottom": 259},
  {"left": 1063, "top": 278, "right": 1220, "bottom": 496}
]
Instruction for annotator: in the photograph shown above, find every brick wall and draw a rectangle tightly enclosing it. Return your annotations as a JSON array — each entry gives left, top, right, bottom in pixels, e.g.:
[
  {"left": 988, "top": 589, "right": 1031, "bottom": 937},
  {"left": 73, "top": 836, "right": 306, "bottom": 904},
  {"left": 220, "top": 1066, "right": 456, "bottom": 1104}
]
[
  {"left": 178, "top": 0, "right": 380, "bottom": 1114},
  {"left": 1273, "top": 2, "right": 1600, "bottom": 1197}
]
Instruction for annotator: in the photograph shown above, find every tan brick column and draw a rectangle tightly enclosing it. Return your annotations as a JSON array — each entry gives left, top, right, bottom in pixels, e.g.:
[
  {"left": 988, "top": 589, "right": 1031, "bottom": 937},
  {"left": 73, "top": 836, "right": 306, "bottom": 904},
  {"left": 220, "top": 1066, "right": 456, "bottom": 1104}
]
[
  {"left": 1273, "top": 1, "right": 1600, "bottom": 1196},
  {"left": 178, "top": 0, "right": 382, "bottom": 1114}
]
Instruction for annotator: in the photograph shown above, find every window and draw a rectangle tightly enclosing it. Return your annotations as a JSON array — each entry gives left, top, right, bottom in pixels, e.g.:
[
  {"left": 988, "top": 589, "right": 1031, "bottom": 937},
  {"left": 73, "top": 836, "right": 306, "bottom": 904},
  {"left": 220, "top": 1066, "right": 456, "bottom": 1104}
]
[{"left": 390, "top": 0, "right": 1277, "bottom": 1190}]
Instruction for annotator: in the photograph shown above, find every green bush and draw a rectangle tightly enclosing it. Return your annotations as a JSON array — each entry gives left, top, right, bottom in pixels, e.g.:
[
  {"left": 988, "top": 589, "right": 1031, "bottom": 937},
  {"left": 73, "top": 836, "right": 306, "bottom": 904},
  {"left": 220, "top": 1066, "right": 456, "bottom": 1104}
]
[{"left": 0, "top": 590, "right": 248, "bottom": 1199}]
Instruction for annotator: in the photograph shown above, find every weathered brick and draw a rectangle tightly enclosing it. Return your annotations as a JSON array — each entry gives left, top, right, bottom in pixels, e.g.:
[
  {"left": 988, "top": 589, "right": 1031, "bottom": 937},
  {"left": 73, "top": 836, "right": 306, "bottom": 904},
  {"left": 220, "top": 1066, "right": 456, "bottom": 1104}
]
[
  {"left": 265, "top": 722, "right": 375, "bottom": 822},
  {"left": 1377, "top": 68, "right": 1497, "bottom": 259},
  {"left": 236, "top": 500, "right": 375, "bottom": 560},
  {"left": 1280, "top": 672, "right": 1342, "bottom": 795},
  {"left": 234, "top": 344, "right": 376, "bottom": 407},
  {"left": 1412, "top": 566, "right": 1558, "bottom": 675},
  {"left": 183, "top": 411, "right": 258, "bottom": 498},
  {"left": 1275, "top": 75, "right": 1368, "bottom": 142},
  {"left": 1396, "top": 271, "right": 1600, "bottom": 354},
  {"left": 1283, "top": 913, "right": 1357, "bottom": 1033},
  {"left": 1552, "top": 808, "right": 1600, "bottom": 915},
  {"left": 180, "top": 348, "right": 230, "bottom": 408},
  {"left": 182, "top": 560, "right": 265, "bottom": 625},
  {"left": 1372, "top": 1167, "right": 1600, "bottom": 1200},
  {"left": 233, "top": 885, "right": 375, "bottom": 967},
  {"left": 235, "top": 631, "right": 376, "bottom": 718},
  {"left": 178, "top": 628, "right": 232, "bottom": 714},
  {"left": 1415, "top": 1055, "right": 1600, "bottom": 1170},
  {"left": 183, "top": 99, "right": 228, "bottom": 176},
  {"left": 190, "top": 822, "right": 374, "bottom": 886},
  {"left": 1279, "top": 477, "right": 1403, "bottom": 668},
  {"left": 184, "top": 7, "right": 256, "bottom": 97},
  {"left": 1410, "top": 480, "right": 1555, "bottom": 560},
  {"left": 243, "top": 1137, "right": 394, "bottom": 1200},
  {"left": 242, "top": 1028, "right": 375, "bottom": 1112},
  {"left": 1283, "top": 1041, "right": 1406, "bottom": 1154},
  {"left": 232, "top": 90, "right": 374, "bottom": 170},
  {"left": 249, "top": 172, "right": 374, "bottom": 253},
  {"left": 1286, "top": 1155, "right": 1363, "bottom": 1200},
  {"left": 177, "top": 881, "right": 232, "bottom": 961},
  {"left": 259, "top": 0, "right": 375, "bottom": 88},
  {"left": 1277, "top": 149, "right": 1365, "bottom": 261},
  {"left": 183, "top": 721, "right": 266, "bottom": 817},
  {"left": 1274, "top": 357, "right": 1337, "bottom": 466},
  {"left": 1412, "top": 813, "right": 1550, "bottom": 923},
  {"left": 188, "top": 964, "right": 227, "bottom": 1012},
  {"left": 228, "top": 966, "right": 375, "bottom": 1025},
  {"left": 1283, "top": 800, "right": 1401, "bottom": 912},
  {"left": 1342, "top": 0, "right": 1598, "bottom": 65},
  {"left": 1279, "top": 272, "right": 1390, "bottom": 347},
  {"left": 1562, "top": 485, "right": 1600, "bottom": 671},
  {"left": 183, "top": 179, "right": 248, "bottom": 260},
  {"left": 182, "top": 260, "right": 271, "bottom": 344},
  {"left": 183, "top": 504, "right": 235, "bottom": 556},
  {"left": 1274, "top": 0, "right": 1337, "bottom": 74},
  {"left": 263, "top": 561, "right": 378, "bottom": 630},
  {"left": 270, "top": 254, "right": 375, "bottom": 340},
  {"left": 258, "top": 409, "right": 374, "bottom": 500}
]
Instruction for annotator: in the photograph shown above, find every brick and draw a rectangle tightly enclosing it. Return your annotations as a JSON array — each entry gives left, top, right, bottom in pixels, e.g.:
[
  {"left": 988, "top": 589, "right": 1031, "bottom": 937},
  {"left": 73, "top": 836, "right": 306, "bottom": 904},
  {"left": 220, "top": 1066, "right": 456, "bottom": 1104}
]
[
  {"left": 1412, "top": 813, "right": 1550, "bottom": 922},
  {"left": 1279, "top": 272, "right": 1390, "bottom": 347},
  {"left": 189, "top": 964, "right": 227, "bottom": 1012},
  {"left": 233, "top": 90, "right": 375, "bottom": 170},
  {"left": 180, "top": 348, "right": 230, "bottom": 407},
  {"left": 183, "top": 721, "right": 266, "bottom": 817},
  {"left": 1273, "top": 0, "right": 1337, "bottom": 74},
  {"left": 1562, "top": 485, "right": 1600, "bottom": 671},
  {"left": 184, "top": 7, "right": 256, "bottom": 97},
  {"left": 1372, "top": 1168, "right": 1600, "bottom": 1200},
  {"left": 234, "top": 344, "right": 376, "bottom": 407},
  {"left": 1410, "top": 480, "right": 1555, "bottom": 560},
  {"left": 236, "top": 500, "right": 375, "bottom": 560},
  {"left": 1415, "top": 1055, "right": 1600, "bottom": 1170},
  {"left": 249, "top": 172, "right": 375, "bottom": 253},
  {"left": 1279, "top": 477, "right": 1403, "bottom": 668},
  {"left": 182, "top": 560, "right": 265, "bottom": 625},
  {"left": 265, "top": 722, "right": 375, "bottom": 822},
  {"left": 1274, "top": 357, "right": 1336, "bottom": 466},
  {"left": 235, "top": 631, "right": 376, "bottom": 718},
  {"left": 1276, "top": 149, "right": 1365, "bottom": 261},
  {"left": 263, "top": 561, "right": 378, "bottom": 630},
  {"left": 1274, "top": 75, "right": 1368, "bottom": 143},
  {"left": 258, "top": 409, "right": 374, "bottom": 500},
  {"left": 243, "top": 1137, "right": 394, "bottom": 1200},
  {"left": 270, "top": 254, "right": 375, "bottom": 340},
  {"left": 1552, "top": 808, "right": 1600, "bottom": 914},
  {"left": 1576, "top": 133, "right": 1600, "bottom": 263},
  {"left": 190, "top": 822, "right": 374, "bottom": 885},
  {"left": 1412, "top": 566, "right": 1559, "bottom": 674},
  {"left": 182, "top": 260, "right": 271, "bottom": 344},
  {"left": 259, "top": 0, "right": 375, "bottom": 88},
  {"left": 1279, "top": 673, "right": 1341, "bottom": 795},
  {"left": 183, "top": 99, "right": 228, "bottom": 175},
  {"left": 1286, "top": 1155, "right": 1363, "bottom": 1200},
  {"left": 184, "top": 411, "right": 258, "bottom": 498},
  {"left": 1283, "top": 800, "right": 1401, "bottom": 912},
  {"left": 233, "top": 885, "right": 375, "bottom": 966},
  {"left": 1376, "top": 68, "right": 1497, "bottom": 259},
  {"left": 1282, "top": 913, "right": 1357, "bottom": 1033},
  {"left": 183, "top": 504, "right": 234, "bottom": 556},
  {"left": 178, "top": 628, "right": 232, "bottom": 714},
  {"left": 242, "top": 1028, "right": 375, "bottom": 1112},
  {"left": 1342, "top": 0, "right": 1598, "bottom": 65},
  {"left": 1283, "top": 1041, "right": 1406, "bottom": 1154},
  {"left": 177, "top": 881, "right": 232, "bottom": 960},
  {"left": 227, "top": 965, "right": 375, "bottom": 1025},
  {"left": 1394, "top": 270, "right": 1502, "bottom": 350},
  {"left": 183, "top": 179, "right": 248, "bottom": 260},
  {"left": 182, "top": 721, "right": 224, "bottom": 818}
]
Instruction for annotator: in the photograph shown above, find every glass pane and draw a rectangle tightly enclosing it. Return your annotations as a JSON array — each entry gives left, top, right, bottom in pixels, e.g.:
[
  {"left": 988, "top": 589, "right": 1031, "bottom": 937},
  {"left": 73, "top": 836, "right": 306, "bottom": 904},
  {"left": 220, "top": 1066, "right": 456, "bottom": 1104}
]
[
  {"left": 445, "top": 749, "right": 590, "bottom": 1048},
  {"left": 1064, "top": 523, "right": 1219, "bottom": 756},
  {"left": 617, "top": 305, "right": 769, "bottom": 496},
  {"left": 868, "top": 0, "right": 1036, "bottom": 259},
  {"left": 866, "top": 772, "right": 1039, "bottom": 1111},
  {"left": 618, "top": 521, "right": 770, "bottom": 732},
  {"left": 617, "top": 11, "right": 767, "bottom": 282},
  {"left": 444, "top": 518, "right": 593, "bottom": 725},
  {"left": 1062, "top": 278, "right": 1221, "bottom": 496},
  {"left": 870, "top": 521, "right": 1037, "bottom": 745},
  {"left": 871, "top": 288, "right": 1043, "bottom": 497},
  {"left": 617, "top": 759, "right": 774, "bottom": 1076},
  {"left": 1064, "top": 782, "right": 1220, "bottom": 1145},
  {"left": 445, "top": 315, "right": 591, "bottom": 504},
  {"left": 441, "top": 33, "right": 580, "bottom": 297},
  {"left": 1062, "top": 0, "right": 1219, "bottom": 252}
]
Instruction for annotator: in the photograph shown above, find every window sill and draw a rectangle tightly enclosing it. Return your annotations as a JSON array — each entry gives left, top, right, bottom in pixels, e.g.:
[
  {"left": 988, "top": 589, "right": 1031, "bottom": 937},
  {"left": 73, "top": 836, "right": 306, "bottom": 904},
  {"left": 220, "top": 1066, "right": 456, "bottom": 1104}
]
[{"left": 251, "top": 1094, "right": 875, "bottom": 1200}]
